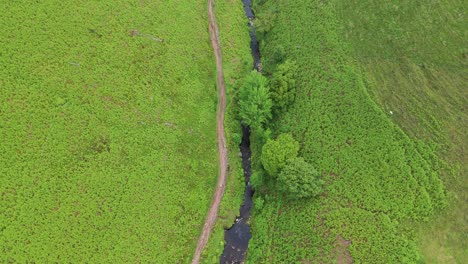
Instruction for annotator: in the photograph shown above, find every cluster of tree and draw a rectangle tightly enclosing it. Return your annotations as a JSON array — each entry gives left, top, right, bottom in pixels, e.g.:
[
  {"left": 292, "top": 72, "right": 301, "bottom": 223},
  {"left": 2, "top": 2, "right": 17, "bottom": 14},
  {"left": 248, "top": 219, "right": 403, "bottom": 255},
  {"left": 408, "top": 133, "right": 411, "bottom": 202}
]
[
  {"left": 238, "top": 60, "right": 298, "bottom": 129},
  {"left": 237, "top": 60, "right": 316, "bottom": 199},
  {"left": 261, "top": 134, "right": 323, "bottom": 199}
]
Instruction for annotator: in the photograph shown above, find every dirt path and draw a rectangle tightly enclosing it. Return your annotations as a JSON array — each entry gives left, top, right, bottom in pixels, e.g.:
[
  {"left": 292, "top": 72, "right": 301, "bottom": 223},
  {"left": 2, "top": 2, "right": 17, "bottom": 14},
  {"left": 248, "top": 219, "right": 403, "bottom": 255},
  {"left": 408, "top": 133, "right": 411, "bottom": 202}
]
[{"left": 191, "top": 0, "right": 228, "bottom": 263}]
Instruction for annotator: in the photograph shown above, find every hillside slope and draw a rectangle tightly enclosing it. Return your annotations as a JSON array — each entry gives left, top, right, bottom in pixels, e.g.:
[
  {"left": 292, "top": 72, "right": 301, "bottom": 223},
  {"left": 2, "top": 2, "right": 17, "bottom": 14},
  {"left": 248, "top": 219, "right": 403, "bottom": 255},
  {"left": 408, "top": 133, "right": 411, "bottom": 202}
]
[
  {"left": 247, "top": 0, "right": 465, "bottom": 263},
  {"left": 0, "top": 1, "right": 234, "bottom": 262}
]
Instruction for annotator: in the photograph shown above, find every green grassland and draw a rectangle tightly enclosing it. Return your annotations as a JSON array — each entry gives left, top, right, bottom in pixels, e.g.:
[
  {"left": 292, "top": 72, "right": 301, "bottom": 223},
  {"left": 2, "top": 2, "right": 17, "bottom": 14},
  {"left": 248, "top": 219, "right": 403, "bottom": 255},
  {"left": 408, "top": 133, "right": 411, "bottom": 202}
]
[
  {"left": 248, "top": 0, "right": 465, "bottom": 263},
  {"left": 336, "top": 1, "right": 467, "bottom": 262},
  {"left": 0, "top": 0, "right": 246, "bottom": 262}
]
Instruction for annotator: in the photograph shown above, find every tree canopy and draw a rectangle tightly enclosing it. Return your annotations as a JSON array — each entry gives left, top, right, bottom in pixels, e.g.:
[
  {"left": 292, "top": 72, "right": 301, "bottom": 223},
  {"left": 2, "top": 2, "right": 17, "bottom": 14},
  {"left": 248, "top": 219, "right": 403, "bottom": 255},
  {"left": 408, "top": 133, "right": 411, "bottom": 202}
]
[
  {"left": 269, "top": 60, "right": 298, "bottom": 113},
  {"left": 278, "top": 157, "right": 324, "bottom": 199},
  {"left": 255, "top": 7, "right": 277, "bottom": 37},
  {"left": 238, "top": 71, "right": 273, "bottom": 130},
  {"left": 261, "top": 133, "right": 299, "bottom": 177}
]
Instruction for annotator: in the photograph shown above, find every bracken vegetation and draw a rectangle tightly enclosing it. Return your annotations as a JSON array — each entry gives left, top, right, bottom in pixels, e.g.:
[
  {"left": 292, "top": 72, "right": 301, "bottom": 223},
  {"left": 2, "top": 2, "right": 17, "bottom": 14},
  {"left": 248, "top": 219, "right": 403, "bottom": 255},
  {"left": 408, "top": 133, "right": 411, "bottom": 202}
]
[
  {"left": 1, "top": 0, "right": 465, "bottom": 263},
  {"left": 245, "top": 0, "right": 465, "bottom": 263},
  {"left": 278, "top": 157, "right": 324, "bottom": 200},
  {"left": 0, "top": 1, "right": 249, "bottom": 262}
]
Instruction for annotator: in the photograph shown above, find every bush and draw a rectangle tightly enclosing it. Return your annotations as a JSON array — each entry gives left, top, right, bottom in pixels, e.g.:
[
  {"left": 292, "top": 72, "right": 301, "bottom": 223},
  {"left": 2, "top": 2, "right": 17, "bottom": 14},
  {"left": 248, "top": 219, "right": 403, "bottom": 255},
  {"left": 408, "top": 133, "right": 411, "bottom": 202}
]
[
  {"left": 278, "top": 157, "right": 323, "bottom": 199},
  {"left": 269, "top": 60, "right": 298, "bottom": 113},
  {"left": 261, "top": 133, "right": 299, "bottom": 177},
  {"left": 255, "top": 8, "right": 277, "bottom": 37},
  {"left": 238, "top": 71, "right": 273, "bottom": 130}
]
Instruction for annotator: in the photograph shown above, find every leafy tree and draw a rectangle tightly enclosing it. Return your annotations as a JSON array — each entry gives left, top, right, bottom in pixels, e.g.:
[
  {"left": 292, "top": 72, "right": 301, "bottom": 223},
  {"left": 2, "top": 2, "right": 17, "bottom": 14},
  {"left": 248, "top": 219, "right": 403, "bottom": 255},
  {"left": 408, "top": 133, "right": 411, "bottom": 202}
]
[
  {"left": 270, "top": 60, "right": 298, "bottom": 113},
  {"left": 278, "top": 157, "right": 323, "bottom": 199},
  {"left": 256, "top": 8, "right": 277, "bottom": 37},
  {"left": 270, "top": 45, "right": 286, "bottom": 65},
  {"left": 261, "top": 133, "right": 299, "bottom": 177},
  {"left": 238, "top": 71, "right": 272, "bottom": 130}
]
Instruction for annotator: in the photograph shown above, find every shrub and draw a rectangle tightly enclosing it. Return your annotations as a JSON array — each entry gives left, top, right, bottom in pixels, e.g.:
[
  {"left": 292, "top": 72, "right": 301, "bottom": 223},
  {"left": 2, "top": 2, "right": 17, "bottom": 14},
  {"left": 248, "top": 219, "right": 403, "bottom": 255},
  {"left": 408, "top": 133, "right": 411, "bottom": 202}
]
[
  {"left": 278, "top": 157, "right": 323, "bottom": 199},
  {"left": 238, "top": 71, "right": 273, "bottom": 130},
  {"left": 269, "top": 60, "right": 298, "bottom": 113},
  {"left": 261, "top": 133, "right": 299, "bottom": 177},
  {"left": 256, "top": 8, "right": 277, "bottom": 37}
]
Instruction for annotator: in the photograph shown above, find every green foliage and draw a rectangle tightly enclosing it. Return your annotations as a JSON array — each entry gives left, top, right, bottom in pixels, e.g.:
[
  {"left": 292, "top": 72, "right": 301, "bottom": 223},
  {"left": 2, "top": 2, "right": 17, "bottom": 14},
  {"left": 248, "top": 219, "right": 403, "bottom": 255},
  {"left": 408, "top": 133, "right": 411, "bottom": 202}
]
[
  {"left": 335, "top": 0, "right": 466, "bottom": 261},
  {"left": 255, "top": 7, "right": 277, "bottom": 37},
  {"left": 250, "top": 171, "right": 265, "bottom": 190},
  {"left": 0, "top": 0, "right": 247, "bottom": 262},
  {"left": 269, "top": 45, "right": 287, "bottom": 65},
  {"left": 278, "top": 157, "right": 323, "bottom": 199},
  {"left": 325, "top": 208, "right": 422, "bottom": 264},
  {"left": 269, "top": 60, "right": 298, "bottom": 113},
  {"left": 247, "top": 0, "right": 459, "bottom": 263},
  {"left": 254, "top": 196, "right": 265, "bottom": 211},
  {"left": 238, "top": 71, "right": 272, "bottom": 130},
  {"left": 200, "top": 0, "right": 252, "bottom": 261},
  {"left": 260, "top": 133, "right": 299, "bottom": 177}
]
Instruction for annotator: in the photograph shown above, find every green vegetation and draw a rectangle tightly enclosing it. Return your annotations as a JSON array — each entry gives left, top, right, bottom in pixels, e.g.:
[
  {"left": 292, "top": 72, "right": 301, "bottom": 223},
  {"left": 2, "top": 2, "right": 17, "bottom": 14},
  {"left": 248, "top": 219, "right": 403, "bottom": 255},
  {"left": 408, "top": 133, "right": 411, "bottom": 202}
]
[
  {"left": 269, "top": 60, "right": 298, "bottom": 114},
  {"left": 0, "top": 1, "right": 248, "bottom": 262},
  {"left": 278, "top": 157, "right": 323, "bottom": 199},
  {"left": 255, "top": 7, "right": 277, "bottom": 40},
  {"left": 200, "top": 0, "right": 252, "bottom": 262},
  {"left": 261, "top": 133, "right": 299, "bottom": 177},
  {"left": 246, "top": 0, "right": 465, "bottom": 263},
  {"left": 1, "top": 0, "right": 464, "bottom": 262},
  {"left": 334, "top": 1, "right": 467, "bottom": 262},
  {"left": 238, "top": 71, "right": 272, "bottom": 130}
]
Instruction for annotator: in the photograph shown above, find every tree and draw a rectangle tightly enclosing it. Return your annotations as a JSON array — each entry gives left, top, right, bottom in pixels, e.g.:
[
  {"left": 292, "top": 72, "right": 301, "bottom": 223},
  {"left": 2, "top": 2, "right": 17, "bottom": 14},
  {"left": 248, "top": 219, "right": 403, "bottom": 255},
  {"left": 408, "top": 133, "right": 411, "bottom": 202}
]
[
  {"left": 238, "top": 71, "right": 272, "bottom": 130},
  {"left": 278, "top": 157, "right": 323, "bottom": 199},
  {"left": 269, "top": 60, "right": 298, "bottom": 113},
  {"left": 261, "top": 133, "right": 299, "bottom": 177},
  {"left": 255, "top": 8, "right": 277, "bottom": 37},
  {"left": 270, "top": 45, "right": 286, "bottom": 65}
]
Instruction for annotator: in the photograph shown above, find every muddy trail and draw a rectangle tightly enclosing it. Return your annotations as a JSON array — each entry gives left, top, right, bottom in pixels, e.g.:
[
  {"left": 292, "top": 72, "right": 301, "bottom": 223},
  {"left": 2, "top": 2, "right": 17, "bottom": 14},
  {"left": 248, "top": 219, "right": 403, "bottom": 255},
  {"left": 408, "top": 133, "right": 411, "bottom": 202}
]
[
  {"left": 220, "top": 0, "right": 261, "bottom": 263},
  {"left": 191, "top": 0, "right": 228, "bottom": 263}
]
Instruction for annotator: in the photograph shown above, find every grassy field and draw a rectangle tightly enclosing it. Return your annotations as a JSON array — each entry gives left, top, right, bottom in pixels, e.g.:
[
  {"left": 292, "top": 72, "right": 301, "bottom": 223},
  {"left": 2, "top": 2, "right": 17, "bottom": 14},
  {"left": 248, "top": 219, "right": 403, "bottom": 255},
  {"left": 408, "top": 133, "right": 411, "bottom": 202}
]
[
  {"left": 335, "top": 1, "right": 467, "bottom": 262},
  {"left": 0, "top": 0, "right": 247, "bottom": 262},
  {"left": 248, "top": 0, "right": 465, "bottom": 263}
]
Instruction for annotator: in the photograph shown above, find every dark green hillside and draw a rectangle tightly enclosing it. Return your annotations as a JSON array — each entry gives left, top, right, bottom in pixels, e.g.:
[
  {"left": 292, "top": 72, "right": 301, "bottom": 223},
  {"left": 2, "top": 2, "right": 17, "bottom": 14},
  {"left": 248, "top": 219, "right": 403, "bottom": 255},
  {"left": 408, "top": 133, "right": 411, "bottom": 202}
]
[
  {"left": 336, "top": 1, "right": 467, "bottom": 262},
  {"left": 247, "top": 0, "right": 465, "bottom": 263}
]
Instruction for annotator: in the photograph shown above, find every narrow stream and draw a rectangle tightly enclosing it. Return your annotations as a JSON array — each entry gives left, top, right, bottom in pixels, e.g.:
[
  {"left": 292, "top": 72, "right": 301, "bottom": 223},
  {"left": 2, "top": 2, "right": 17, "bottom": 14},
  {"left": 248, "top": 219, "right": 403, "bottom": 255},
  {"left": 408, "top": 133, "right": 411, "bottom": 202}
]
[{"left": 220, "top": 1, "right": 261, "bottom": 263}]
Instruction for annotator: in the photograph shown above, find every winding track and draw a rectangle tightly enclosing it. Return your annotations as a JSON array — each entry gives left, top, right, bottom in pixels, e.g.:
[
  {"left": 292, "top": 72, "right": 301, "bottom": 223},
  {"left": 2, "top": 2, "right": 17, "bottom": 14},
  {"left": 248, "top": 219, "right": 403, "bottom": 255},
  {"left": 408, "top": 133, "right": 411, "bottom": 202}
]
[{"left": 191, "top": 0, "right": 228, "bottom": 263}]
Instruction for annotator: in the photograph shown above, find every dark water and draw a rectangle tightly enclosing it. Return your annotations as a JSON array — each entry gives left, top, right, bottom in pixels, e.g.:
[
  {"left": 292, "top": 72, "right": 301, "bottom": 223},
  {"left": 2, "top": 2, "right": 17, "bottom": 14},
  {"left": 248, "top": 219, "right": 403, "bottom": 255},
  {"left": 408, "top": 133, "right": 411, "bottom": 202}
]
[
  {"left": 220, "top": 1, "right": 261, "bottom": 263},
  {"left": 220, "top": 126, "right": 253, "bottom": 264},
  {"left": 242, "top": 0, "right": 262, "bottom": 71}
]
